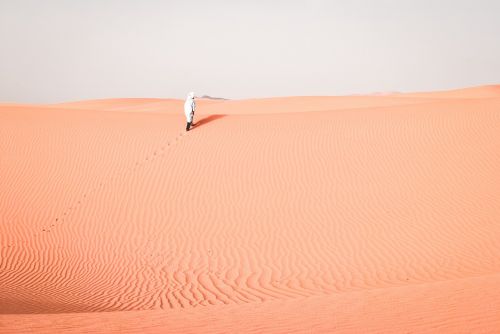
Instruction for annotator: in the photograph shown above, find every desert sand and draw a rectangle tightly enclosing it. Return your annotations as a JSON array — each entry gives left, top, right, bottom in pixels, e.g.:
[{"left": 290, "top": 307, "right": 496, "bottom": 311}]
[{"left": 1, "top": 86, "right": 500, "bottom": 333}]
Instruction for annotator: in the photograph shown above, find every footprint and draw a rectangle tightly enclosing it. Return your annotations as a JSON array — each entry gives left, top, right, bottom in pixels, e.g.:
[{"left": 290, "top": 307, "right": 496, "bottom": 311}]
[{"left": 48, "top": 136, "right": 180, "bottom": 242}]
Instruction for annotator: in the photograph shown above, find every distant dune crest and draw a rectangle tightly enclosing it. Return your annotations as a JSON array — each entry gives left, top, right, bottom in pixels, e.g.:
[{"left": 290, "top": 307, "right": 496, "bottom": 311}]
[{"left": 199, "top": 95, "right": 229, "bottom": 100}]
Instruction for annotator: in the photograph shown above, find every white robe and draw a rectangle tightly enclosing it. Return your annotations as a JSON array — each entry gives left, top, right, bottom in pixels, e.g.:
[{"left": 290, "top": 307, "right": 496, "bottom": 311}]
[{"left": 184, "top": 94, "right": 195, "bottom": 123}]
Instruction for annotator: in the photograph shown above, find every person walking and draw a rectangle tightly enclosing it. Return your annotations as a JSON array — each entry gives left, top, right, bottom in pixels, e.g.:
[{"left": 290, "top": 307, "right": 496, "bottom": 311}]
[{"left": 184, "top": 92, "right": 196, "bottom": 131}]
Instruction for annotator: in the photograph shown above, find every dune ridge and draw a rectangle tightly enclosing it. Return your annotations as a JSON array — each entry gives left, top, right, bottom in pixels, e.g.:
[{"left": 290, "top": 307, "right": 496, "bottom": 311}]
[{"left": 1, "top": 85, "right": 500, "bottom": 332}]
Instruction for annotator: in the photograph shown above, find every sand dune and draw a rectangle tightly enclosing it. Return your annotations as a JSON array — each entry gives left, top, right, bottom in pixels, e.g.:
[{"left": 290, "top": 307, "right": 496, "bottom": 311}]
[
  {"left": 1, "top": 85, "right": 500, "bottom": 332},
  {"left": 403, "top": 84, "right": 500, "bottom": 99}
]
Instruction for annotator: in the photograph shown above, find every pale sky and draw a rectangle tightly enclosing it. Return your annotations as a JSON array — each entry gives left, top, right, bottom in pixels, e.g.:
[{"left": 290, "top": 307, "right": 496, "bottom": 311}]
[{"left": 1, "top": 0, "right": 499, "bottom": 103}]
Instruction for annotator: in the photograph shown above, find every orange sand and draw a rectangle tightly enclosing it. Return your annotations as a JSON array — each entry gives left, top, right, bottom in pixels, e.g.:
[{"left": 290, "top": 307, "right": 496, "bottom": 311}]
[{"left": 1, "top": 86, "right": 500, "bottom": 333}]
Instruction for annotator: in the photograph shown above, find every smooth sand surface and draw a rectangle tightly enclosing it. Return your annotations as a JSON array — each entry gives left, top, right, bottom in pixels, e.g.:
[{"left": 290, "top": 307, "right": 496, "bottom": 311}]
[{"left": 1, "top": 86, "right": 500, "bottom": 333}]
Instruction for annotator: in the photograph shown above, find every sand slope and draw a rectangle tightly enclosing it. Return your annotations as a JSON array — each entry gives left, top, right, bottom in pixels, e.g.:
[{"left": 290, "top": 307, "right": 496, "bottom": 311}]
[{"left": 1, "top": 85, "right": 500, "bottom": 332}]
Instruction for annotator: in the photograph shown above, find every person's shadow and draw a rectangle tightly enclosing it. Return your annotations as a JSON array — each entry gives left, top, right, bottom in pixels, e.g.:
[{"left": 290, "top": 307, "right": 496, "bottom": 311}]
[{"left": 193, "top": 114, "right": 226, "bottom": 128}]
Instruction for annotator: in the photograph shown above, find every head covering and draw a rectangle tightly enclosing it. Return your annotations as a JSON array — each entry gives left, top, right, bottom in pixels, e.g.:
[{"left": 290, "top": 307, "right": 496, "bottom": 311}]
[{"left": 188, "top": 92, "right": 195, "bottom": 99}]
